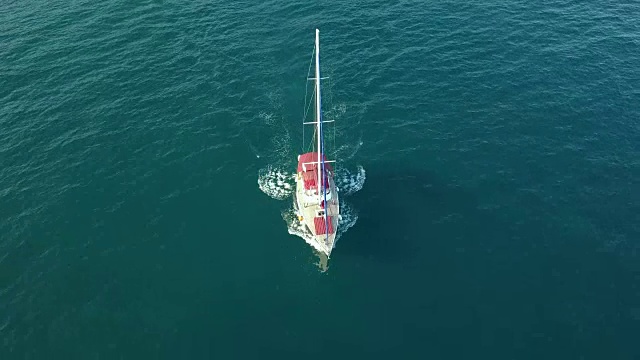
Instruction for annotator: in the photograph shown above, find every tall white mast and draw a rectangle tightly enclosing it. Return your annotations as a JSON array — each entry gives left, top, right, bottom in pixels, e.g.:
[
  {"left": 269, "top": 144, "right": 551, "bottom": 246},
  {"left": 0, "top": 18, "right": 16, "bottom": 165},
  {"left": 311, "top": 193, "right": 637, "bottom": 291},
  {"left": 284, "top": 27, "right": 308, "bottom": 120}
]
[{"left": 315, "top": 29, "right": 322, "bottom": 197}]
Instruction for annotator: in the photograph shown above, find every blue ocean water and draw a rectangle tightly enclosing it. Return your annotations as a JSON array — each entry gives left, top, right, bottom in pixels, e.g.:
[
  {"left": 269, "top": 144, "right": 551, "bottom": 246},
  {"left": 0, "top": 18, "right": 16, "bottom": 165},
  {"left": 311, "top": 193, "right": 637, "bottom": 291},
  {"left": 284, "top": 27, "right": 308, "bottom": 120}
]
[{"left": 1, "top": 0, "right": 639, "bottom": 358}]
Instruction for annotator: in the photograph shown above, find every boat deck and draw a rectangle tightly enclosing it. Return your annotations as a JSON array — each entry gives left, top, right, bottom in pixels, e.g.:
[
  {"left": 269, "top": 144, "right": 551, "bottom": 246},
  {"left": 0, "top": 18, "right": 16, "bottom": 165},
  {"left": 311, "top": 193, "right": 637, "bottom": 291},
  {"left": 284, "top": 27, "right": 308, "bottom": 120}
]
[{"left": 294, "top": 172, "right": 339, "bottom": 255}]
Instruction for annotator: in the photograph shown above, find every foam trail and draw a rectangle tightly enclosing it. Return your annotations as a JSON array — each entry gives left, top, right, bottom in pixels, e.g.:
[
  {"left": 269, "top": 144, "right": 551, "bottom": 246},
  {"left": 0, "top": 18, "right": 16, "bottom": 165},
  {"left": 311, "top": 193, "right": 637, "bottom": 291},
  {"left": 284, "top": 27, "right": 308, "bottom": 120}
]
[
  {"left": 258, "top": 111, "right": 276, "bottom": 125},
  {"left": 257, "top": 166, "right": 295, "bottom": 200},
  {"left": 249, "top": 110, "right": 290, "bottom": 163},
  {"left": 282, "top": 206, "right": 313, "bottom": 243},
  {"left": 334, "top": 139, "right": 363, "bottom": 161},
  {"left": 335, "top": 166, "right": 366, "bottom": 196},
  {"left": 335, "top": 201, "right": 358, "bottom": 242},
  {"left": 258, "top": 165, "right": 365, "bottom": 200}
]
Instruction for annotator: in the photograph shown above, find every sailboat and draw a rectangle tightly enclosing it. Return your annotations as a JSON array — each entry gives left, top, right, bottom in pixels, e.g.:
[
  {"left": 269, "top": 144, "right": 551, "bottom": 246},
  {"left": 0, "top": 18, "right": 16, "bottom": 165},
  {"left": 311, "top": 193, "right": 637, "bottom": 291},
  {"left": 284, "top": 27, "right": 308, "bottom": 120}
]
[{"left": 294, "top": 29, "right": 340, "bottom": 257}]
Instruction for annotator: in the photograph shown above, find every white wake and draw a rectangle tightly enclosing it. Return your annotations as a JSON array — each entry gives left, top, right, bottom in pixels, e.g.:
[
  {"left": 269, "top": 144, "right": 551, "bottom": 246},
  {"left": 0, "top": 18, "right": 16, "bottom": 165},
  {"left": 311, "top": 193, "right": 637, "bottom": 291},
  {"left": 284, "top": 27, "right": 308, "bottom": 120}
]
[
  {"left": 335, "top": 165, "right": 366, "bottom": 196},
  {"left": 257, "top": 165, "right": 365, "bottom": 201},
  {"left": 257, "top": 166, "right": 295, "bottom": 200}
]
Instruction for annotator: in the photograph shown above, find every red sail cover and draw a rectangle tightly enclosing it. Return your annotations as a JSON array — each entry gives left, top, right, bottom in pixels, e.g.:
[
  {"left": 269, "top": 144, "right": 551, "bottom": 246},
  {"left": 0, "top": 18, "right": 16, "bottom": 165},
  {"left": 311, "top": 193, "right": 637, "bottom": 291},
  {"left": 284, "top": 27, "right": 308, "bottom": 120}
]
[
  {"left": 314, "top": 216, "right": 334, "bottom": 235},
  {"left": 298, "top": 152, "right": 332, "bottom": 191}
]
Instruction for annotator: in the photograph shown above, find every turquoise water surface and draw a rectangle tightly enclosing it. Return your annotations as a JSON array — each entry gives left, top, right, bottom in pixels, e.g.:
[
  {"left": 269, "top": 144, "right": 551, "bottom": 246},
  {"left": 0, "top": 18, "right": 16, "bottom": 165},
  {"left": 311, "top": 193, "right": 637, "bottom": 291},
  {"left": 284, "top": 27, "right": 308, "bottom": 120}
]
[{"left": 1, "top": 0, "right": 639, "bottom": 358}]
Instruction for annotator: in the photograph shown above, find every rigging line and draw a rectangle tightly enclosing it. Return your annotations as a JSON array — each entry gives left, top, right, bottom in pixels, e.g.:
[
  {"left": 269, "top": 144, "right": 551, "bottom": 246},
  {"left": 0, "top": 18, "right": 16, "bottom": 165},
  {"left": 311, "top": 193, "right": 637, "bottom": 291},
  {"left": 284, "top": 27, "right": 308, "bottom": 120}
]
[
  {"left": 332, "top": 86, "right": 336, "bottom": 161},
  {"left": 303, "top": 47, "right": 315, "bottom": 151},
  {"left": 320, "top": 98, "right": 329, "bottom": 247},
  {"left": 303, "top": 86, "right": 315, "bottom": 122},
  {"left": 328, "top": 75, "right": 337, "bottom": 164},
  {"left": 307, "top": 127, "right": 316, "bottom": 153},
  {"left": 316, "top": 38, "right": 328, "bottom": 246},
  {"left": 302, "top": 86, "right": 316, "bottom": 151},
  {"left": 328, "top": 67, "right": 334, "bottom": 110},
  {"left": 303, "top": 88, "right": 315, "bottom": 147}
]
